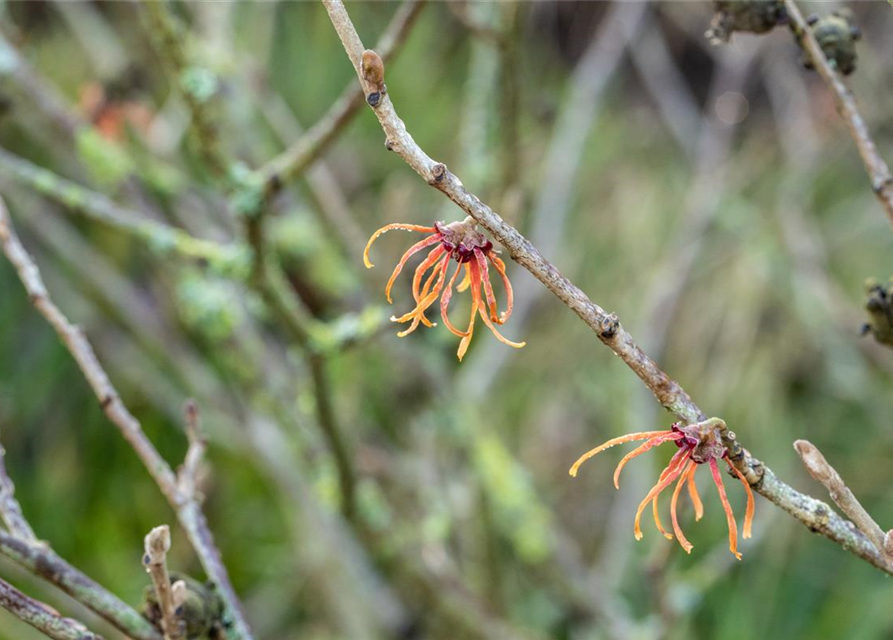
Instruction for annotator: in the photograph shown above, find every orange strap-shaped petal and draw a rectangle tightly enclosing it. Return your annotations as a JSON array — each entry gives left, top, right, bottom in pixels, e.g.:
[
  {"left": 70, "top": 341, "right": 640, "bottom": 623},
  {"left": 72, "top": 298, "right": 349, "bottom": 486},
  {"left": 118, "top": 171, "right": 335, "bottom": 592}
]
[
  {"left": 440, "top": 261, "right": 470, "bottom": 338},
  {"left": 474, "top": 250, "right": 499, "bottom": 322},
  {"left": 384, "top": 235, "right": 441, "bottom": 303},
  {"left": 364, "top": 223, "right": 437, "bottom": 268},
  {"left": 469, "top": 261, "right": 525, "bottom": 350},
  {"left": 670, "top": 461, "right": 697, "bottom": 553},
  {"left": 634, "top": 451, "right": 690, "bottom": 540},
  {"left": 613, "top": 431, "right": 682, "bottom": 489},
  {"left": 687, "top": 465, "right": 704, "bottom": 521},
  {"left": 709, "top": 458, "right": 741, "bottom": 560},
  {"left": 726, "top": 459, "right": 754, "bottom": 539},
  {"left": 487, "top": 254, "right": 514, "bottom": 324},
  {"left": 412, "top": 246, "right": 446, "bottom": 303},
  {"left": 569, "top": 430, "right": 670, "bottom": 478}
]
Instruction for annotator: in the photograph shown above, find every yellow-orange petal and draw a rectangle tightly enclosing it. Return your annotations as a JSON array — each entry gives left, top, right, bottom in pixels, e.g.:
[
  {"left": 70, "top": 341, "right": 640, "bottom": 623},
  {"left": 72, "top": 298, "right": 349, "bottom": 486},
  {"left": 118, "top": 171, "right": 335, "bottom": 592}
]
[
  {"left": 671, "top": 461, "right": 696, "bottom": 553},
  {"left": 613, "top": 431, "right": 683, "bottom": 489},
  {"left": 726, "top": 459, "right": 755, "bottom": 540},
  {"left": 469, "top": 261, "right": 525, "bottom": 349},
  {"left": 417, "top": 254, "right": 445, "bottom": 328},
  {"left": 653, "top": 495, "right": 673, "bottom": 540},
  {"left": 474, "top": 250, "right": 499, "bottom": 322},
  {"left": 457, "top": 264, "right": 472, "bottom": 292},
  {"left": 634, "top": 452, "right": 689, "bottom": 541},
  {"left": 384, "top": 235, "right": 441, "bottom": 304},
  {"left": 487, "top": 253, "right": 514, "bottom": 324},
  {"left": 364, "top": 223, "right": 437, "bottom": 268},
  {"left": 687, "top": 464, "right": 704, "bottom": 521},
  {"left": 568, "top": 430, "right": 670, "bottom": 478},
  {"left": 709, "top": 458, "right": 741, "bottom": 560},
  {"left": 412, "top": 245, "right": 449, "bottom": 302},
  {"left": 456, "top": 296, "right": 479, "bottom": 361},
  {"left": 440, "top": 261, "right": 470, "bottom": 338},
  {"left": 392, "top": 256, "right": 449, "bottom": 333},
  {"left": 412, "top": 246, "right": 447, "bottom": 303}
]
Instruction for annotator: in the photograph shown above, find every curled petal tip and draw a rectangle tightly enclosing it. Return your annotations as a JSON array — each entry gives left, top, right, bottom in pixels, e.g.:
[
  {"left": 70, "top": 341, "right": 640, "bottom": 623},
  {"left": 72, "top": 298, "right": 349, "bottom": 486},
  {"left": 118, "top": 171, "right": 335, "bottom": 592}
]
[
  {"left": 568, "top": 468, "right": 578, "bottom": 478},
  {"left": 733, "top": 552, "right": 742, "bottom": 561},
  {"left": 634, "top": 532, "right": 643, "bottom": 541},
  {"left": 364, "top": 258, "right": 374, "bottom": 269},
  {"left": 682, "top": 545, "right": 693, "bottom": 554},
  {"left": 661, "top": 532, "right": 674, "bottom": 540}
]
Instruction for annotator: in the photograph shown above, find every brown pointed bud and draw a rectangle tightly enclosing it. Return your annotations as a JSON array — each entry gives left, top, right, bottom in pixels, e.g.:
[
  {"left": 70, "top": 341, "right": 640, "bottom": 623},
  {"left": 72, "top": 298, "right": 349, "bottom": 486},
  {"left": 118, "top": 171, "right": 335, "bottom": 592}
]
[{"left": 362, "top": 49, "right": 385, "bottom": 89}]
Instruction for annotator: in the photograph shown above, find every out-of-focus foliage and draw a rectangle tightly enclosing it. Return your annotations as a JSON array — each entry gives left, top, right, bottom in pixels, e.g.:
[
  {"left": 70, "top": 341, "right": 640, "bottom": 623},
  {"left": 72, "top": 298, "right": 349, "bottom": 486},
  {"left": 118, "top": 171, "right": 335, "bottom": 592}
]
[{"left": 1, "top": 2, "right": 893, "bottom": 639}]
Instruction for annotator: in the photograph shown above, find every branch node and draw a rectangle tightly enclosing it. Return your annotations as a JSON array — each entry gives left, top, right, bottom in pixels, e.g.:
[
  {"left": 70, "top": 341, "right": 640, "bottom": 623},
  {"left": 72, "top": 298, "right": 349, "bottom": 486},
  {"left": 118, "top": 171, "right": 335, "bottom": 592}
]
[
  {"left": 429, "top": 162, "right": 448, "bottom": 185},
  {"left": 598, "top": 313, "right": 619, "bottom": 339}
]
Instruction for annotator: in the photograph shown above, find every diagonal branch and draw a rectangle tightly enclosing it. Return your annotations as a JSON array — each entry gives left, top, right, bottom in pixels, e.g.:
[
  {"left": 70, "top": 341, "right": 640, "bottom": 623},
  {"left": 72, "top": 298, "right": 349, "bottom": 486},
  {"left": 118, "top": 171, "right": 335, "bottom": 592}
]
[
  {"left": 794, "top": 440, "right": 887, "bottom": 559},
  {"left": 784, "top": 0, "right": 893, "bottom": 233},
  {"left": 0, "top": 440, "right": 36, "bottom": 542},
  {"left": 319, "top": 0, "right": 893, "bottom": 577},
  {"left": 0, "top": 578, "right": 103, "bottom": 640},
  {"left": 0, "top": 530, "right": 161, "bottom": 640},
  {"left": 0, "top": 197, "right": 255, "bottom": 640}
]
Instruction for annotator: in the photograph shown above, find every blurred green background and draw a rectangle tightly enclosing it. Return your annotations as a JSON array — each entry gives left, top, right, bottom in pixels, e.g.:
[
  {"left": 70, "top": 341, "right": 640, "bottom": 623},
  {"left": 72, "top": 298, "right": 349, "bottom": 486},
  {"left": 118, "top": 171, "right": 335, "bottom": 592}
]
[{"left": 1, "top": 1, "right": 892, "bottom": 639}]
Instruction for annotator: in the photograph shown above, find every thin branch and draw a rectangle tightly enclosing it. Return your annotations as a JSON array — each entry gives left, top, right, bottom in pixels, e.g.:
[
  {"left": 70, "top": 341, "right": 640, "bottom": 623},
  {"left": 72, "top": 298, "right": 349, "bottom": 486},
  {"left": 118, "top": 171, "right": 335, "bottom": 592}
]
[
  {"left": 446, "top": 1, "right": 504, "bottom": 46},
  {"left": 143, "top": 526, "right": 185, "bottom": 640},
  {"left": 0, "top": 441, "right": 36, "bottom": 542},
  {"left": 254, "top": 0, "right": 425, "bottom": 195},
  {"left": 246, "top": 224, "right": 358, "bottom": 521},
  {"left": 793, "top": 440, "right": 888, "bottom": 560},
  {"left": 0, "top": 32, "right": 82, "bottom": 140},
  {"left": 0, "top": 197, "right": 255, "bottom": 640},
  {"left": 784, "top": 0, "right": 893, "bottom": 232},
  {"left": 0, "top": 426, "right": 161, "bottom": 640},
  {"left": 0, "top": 148, "right": 247, "bottom": 275},
  {"left": 0, "top": 530, "right": 161, "bottom": 640},
  {"left": 141, "top": 1, "right": 227, "bottom": 177},
  {"left": 0, "top": 578, "right": 103, "bottom": 640},
  {"left": 177, "top": 401, "right": 206, "bottom": 502},
  {"left": 320, "top": 0, "right": 893, "bottom": 576}
]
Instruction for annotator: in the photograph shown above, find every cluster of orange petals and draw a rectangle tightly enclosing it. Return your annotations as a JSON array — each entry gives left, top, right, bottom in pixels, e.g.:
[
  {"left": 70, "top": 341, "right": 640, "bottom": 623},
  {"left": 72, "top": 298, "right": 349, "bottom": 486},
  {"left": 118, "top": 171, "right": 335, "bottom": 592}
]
[
  {"left": 364, "top": 217, "right": 525, "bottom": 360},
  {"left": 569, "top": 419, "right": 755, "bottom": 559}
]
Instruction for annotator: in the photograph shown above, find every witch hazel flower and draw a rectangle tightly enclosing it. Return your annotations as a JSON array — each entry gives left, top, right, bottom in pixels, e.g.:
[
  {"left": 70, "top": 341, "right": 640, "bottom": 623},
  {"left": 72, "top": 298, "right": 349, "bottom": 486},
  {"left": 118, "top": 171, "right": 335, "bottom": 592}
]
[
  {"left": 364, "top": 216, "right": 526, "bottom": 360},
  {"left": 569, "top": 417, "right": 754, "bottom": 559}
]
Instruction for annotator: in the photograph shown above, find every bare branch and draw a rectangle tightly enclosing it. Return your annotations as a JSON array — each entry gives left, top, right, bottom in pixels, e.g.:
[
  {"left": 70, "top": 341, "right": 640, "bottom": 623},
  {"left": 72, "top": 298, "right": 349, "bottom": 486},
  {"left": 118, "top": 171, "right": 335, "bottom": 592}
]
[
  {"left": 0, "top": 32, "right": 82, "bottom": 140},
  {"left": 141, "top": 1, "right": 227, "bottom": 177},
  {"left": 0, "top": 530, "right": 161, "bottom": 640},
  {"left": 0, "top": 148, "right": 247, "bottom": 274},
  {"left": 143, "top": 526, "right": 185, "bottom": 640},
  {"left": 784, "top": 0, "right": 893, "bottom": 232},
  {"left": 319, "top": 0, "right": 893, "bottom": 576},
  {"left": 0, "top": 577, "right": 103, "bottom": 640},
  {"left": 0, "top": 440, "right": 36, "bottom": 542},
  {"left": 177, "top": 401, "right": 206, "bottom": 502},
  {"left": 0, "top": 197, "right": 254, "bottom": 640},
  {"left": 794, "top": 440, "right": 888, "bottom": 559}
]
